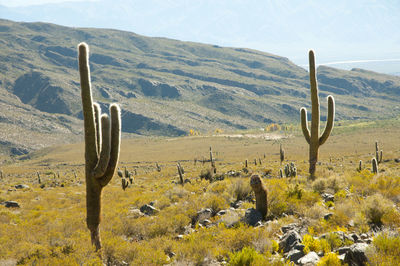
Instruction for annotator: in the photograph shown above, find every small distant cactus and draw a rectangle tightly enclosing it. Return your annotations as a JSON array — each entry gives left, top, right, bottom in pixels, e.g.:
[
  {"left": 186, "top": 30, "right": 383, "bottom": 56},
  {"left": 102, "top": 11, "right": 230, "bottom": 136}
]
[
  {"left": 156, "top": 162, "right": 161, "bottom": 172},
  {"left": 37, "top": 172, "right": 41, "bottom": 184},
  {"left": 300, "top": 50, "right": 335, "bottom": 177},
  {"left": 258, "top": 158, "right": 262, "bottom": 165},
  {"left": 177, "top": 163, "right": 184, "bottom": 185},
  {"left": 284, "top": 162, "right": 297, "bottom": 177},
  {"left": 280, "top": 144, "right": 285, "bottom": 165},
  {"left": 209, "top": 147, "right": 216, "bottom": 173},
  {"left": 78, "top": 42, "right": 121, "bottom": 251},
  {"left": 358, "top": 160, "right": 363, "bottom": 172},
  {"left": 254, "top": 159, "right": 257, "bottom": 166},
  {"left": 122, "top": 178, "right": 129, "bottom": 190},
  {"left": 250, "top": 175, "right": 268, "bottom": 219},
  {"left": 279, "top": 168, "right": 283, "bottom": 178},
  {"left": 120, "top": 167, "right": 133, "bottom": 189},
  {"left": 375, "top": 141, "right": 383, "bottom": 164},
  {"left": 245, "top": 159, "right": 248, "bottom": 168},
  {"left": 372, "top": 158, "right": 378, "bottom": 174},
  {"left": 178, "top": 162, "right": 185, "bottom": 174}
]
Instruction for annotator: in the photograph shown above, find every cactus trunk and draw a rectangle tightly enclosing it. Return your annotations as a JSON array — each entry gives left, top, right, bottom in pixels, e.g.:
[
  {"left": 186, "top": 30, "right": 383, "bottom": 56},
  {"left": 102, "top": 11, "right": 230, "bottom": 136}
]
[
  {"left": 78, "top": 42, "right": 121, "bottom": 251},
  {"left": 300, "top": 50, "right": 335, "bottom": 177}
]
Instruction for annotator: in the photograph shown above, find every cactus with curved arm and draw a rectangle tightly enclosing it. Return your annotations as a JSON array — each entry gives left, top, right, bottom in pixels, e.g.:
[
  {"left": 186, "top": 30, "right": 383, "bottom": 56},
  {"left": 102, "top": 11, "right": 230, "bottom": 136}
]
[
  {"left": 300, "top": 50, "right": 335, "bottom": 176},
  {"left": 78, "top": 42, "right": 121, "bottom": 251}
]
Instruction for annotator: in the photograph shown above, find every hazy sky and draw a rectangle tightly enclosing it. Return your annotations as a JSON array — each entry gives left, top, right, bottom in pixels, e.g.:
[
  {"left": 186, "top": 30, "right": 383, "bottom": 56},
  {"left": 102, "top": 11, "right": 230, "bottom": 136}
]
[
  {"left": 1, "top": 0, "right": 399, "bottom": 73},
  {"left": 0, "top": 0, "right": 97, "bottom": 7}
]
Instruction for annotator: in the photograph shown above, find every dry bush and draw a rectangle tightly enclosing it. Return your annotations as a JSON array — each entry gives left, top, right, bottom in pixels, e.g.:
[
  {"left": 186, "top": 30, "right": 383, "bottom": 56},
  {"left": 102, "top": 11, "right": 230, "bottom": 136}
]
[
  {"left": 363, "top": 193, "right": 396, "bottom": 227},
  {"left": 229, "top": 179, "right": 253, "bottom": 202},
  {"left": 312, "top": 178, "right": 327, "bottom": 194}
]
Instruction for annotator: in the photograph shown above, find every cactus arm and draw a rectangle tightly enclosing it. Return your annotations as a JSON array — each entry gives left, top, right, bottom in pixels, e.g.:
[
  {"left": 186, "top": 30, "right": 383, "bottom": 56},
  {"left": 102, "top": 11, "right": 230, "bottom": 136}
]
[
  {"left": 319, "top": 95, "right": 335, "bottom": 146},
  {"left": 300, "top": 108, "right": 311, "bottom": 144},
  {"left": 93, "top": 114, "right": 111, "bottom": 178},
  {"left": 99, "top": 104, "right": 121, "bottom": 187},
  {"left": 309, "top": 50, "right": 320, "bottom": 146},
  {"left": 93, "top": 103, "right": 102, "bottom": 154},
  {"left": 78, "top": 42, "right": 98, "bottom": 168}
]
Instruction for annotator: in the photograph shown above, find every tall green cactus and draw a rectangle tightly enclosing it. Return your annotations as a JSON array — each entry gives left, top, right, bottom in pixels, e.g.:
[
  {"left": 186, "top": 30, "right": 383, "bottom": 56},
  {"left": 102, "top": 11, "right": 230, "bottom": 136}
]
[
  {"left": 300, "top": 50, "right": 335, "bottom": 176},
  {"left": 78, "top": 42, "right": 121, "bottom": 251}
]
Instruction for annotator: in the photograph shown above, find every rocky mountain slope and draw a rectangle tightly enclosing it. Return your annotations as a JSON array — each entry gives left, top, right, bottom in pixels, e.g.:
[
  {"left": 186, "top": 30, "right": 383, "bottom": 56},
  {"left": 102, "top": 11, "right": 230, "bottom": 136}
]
[{"left": 0, "top": 19, "right": 399, "bottom": 155}]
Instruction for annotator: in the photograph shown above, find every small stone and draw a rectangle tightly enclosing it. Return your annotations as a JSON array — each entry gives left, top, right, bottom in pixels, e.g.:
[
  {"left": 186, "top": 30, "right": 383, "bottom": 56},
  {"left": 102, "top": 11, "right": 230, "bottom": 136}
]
[
  {"left": 286, "top": 249, "right": 304, "bottom": 263},
  {"left": 281, "top": 223, "right": 298, "bottom": 234},
  {"left": 202, "top": 219, "right": 212, "bottom": 226},
  {"left": 175, "top": 235, "right": 184, "bottom": 240},
  {"left": 230, "top": 200, "right": 243, "bottom": 209},
  {"left": 192, "top": 208, "right": 213, "bottom": 225},
  {"left": 344, "top": 243, "right": 369, "bottom": 266},
  {"left": 128, "top": 208, "right": 145, "bottom": 218},
  {"left": 139, "top": 204, "right": 159, "bottom": 215},
  {"left": 217, "top": 210, "right": 227, "bottom": 216},
  {"left": 5, "top": 201, "right": 20, "bottom": 208},
  {"left": 322, "top": 193, "right": 334, "bottom": 202},
  {"left": 338, "top": 246, "right": 350, "bottom": 255},
  {"left": 242, "top": 208, "right": 263, "bottom": 226},
  {"left": 254, "top": 221, "right": 263, "bottom": 227},
  {"left": 293, "top": 244, "right": 305, "bottom": 252},
  {"left": 298, "top": 251, "right": 320, "bottom": 265},
  {"left": 15, "top": 184, "right": 29, "bottom": 189},
  {"left": 350, "top": 233, "right": 360, "bottom": 242},
  {"left": 279, "top": 230, "right": 302, "bottom": 253},
  {"left": 360, "top": 233, "right": 368, "bottom": 239},
  {"left": 324, "top": 213, "right": 333, "bottom": 220}
]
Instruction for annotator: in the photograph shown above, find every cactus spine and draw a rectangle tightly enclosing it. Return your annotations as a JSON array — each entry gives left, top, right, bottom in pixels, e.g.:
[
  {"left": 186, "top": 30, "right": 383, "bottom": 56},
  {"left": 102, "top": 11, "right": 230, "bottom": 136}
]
[
  {"left": 300, "top": 50, "right": 335, "bottom": 177},
  {"left": 78, "top": 43, "right": 121, "bottom": 251}
]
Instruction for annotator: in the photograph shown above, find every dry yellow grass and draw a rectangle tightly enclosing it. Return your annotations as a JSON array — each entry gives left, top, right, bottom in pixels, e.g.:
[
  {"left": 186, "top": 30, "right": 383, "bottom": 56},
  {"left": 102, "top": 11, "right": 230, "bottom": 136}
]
[{"left": 0, "top": 119, "right": 399, "bottom": 265}]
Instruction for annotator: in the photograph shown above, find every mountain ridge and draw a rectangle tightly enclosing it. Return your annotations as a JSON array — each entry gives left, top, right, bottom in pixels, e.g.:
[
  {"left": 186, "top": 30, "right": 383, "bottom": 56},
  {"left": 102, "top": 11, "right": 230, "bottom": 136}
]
[{"left": 0, "top": 19, "right": 399, "bottom": 156}]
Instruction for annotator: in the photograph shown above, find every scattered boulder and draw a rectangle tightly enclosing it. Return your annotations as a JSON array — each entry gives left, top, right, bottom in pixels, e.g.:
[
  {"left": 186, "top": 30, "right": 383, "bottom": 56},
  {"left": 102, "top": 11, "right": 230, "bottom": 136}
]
[
  {"left": 322, "top": 193, "right": 334, "bottom": 202},
  {"left": 139, "top": 204, "right": 159, "bottom": 216},
  {"left": 298, "top": 251, "right": 320, "bottom": 265},
  {"left": 281, "top": 223, "right": 299, "bottom": 234},
  {"left": 338, "top": 246, "right": 350, "bottom": 255},
  {"left": 241, "top": 208, "right": 263, "bottom": 226},
  {"left": 230, "top": 200, "right": 244, "bottom": 209},
  {"left": 279, "top": 230, "right": 302, "bottom": 253},
  {"left": 216, "top": 210, "right": 227, "bottom": 216},
  {"left": 128, "top": 208, "right": 145, "bottom": 218},
  {"left": 192, "top": 208, "right": 213, "bottom": 225},
  {"left": 4, "top": 201, "right": 20, "bottom": 208},
  {"left": 215, "top": 209, "right": 241, "bottom": 228},
  {"left": 286, "top": 249, "right": 305, "bottom": 263},
  {"left": 324, "top": 213, "right": 333, "bottom": 220},
  {"left": 15, "top": 184, "right": 29, "bottom": 189},
  {"left": 344, "top": 243, "right": 369, "bottom": 266}
]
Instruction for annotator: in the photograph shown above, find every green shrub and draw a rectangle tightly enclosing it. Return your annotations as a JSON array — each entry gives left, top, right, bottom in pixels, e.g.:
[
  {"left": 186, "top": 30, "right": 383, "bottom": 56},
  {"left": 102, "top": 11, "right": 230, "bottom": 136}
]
[
  {"left": 364, "top": 194, "right": 394, "bottom": 226},
  {"left": 230, "top": 179, "right": 252, "bottom": 202},
  {"left": 367, "top": 232, "right": 400, "bottom": 265},
  {"left": 228, "top": 246, "right": 267, "bottom": 266},
  {"left": 317, "top": 252, "right": 341, "bottom": 266}
]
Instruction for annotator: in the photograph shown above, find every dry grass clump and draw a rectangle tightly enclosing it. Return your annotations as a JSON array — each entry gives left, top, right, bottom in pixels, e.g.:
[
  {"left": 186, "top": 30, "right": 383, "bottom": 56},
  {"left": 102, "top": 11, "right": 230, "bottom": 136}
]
[
  {"left": 363, "top": 193, "right": 400, "bottom": 228},
  {"left": 366, "top": 231, "right": 400, "bottom": 265}
]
